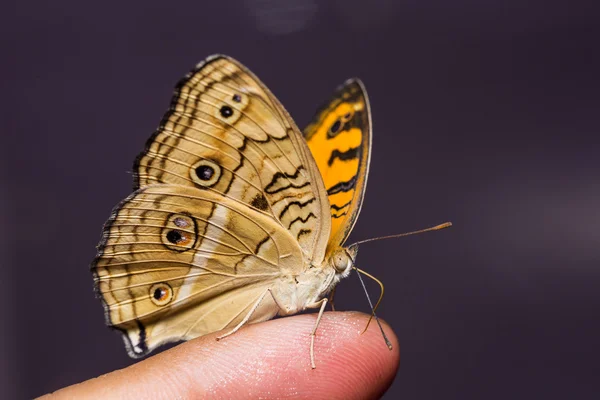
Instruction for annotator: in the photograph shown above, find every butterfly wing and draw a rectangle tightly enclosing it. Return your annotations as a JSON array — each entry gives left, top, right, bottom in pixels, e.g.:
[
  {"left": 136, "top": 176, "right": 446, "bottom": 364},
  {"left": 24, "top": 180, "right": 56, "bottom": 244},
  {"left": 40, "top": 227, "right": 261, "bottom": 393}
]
[
  {"left": 92, "top": 184, "right": 304, "bottom": 357},
  {"left": 93, "top": 55, "right": 334, "bottom": 357},
  {"left": 303, "top": 79, "right": 371, "bottom": 250},
  {"left": 134, "top": 55, "right": 330, "bottom": 264}
]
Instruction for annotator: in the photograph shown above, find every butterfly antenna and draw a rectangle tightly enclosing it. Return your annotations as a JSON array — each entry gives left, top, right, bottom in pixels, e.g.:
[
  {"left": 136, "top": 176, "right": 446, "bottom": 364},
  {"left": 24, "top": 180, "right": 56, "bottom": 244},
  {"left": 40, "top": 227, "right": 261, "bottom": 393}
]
[
  {"left": 350, "top": 222, "right": 452, "bottom": 247},
  {"left": 354, "top": 266, "right": 393, "bottom": 350}
]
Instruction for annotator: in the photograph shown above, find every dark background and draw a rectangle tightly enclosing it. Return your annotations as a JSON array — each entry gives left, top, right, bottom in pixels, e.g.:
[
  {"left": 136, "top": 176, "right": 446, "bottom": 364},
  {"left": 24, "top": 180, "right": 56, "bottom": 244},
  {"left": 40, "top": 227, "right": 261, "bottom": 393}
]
[{"left": 2, "top": 1, "right": 599, "bottom": 398}]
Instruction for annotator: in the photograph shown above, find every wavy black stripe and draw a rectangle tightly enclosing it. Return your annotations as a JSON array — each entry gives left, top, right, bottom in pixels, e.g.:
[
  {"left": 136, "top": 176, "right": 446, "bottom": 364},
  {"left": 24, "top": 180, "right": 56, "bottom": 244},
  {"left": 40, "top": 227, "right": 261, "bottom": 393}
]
[
  {"left": 288, "top": 212, "right": 317, "bottom": 229},
  {"left": 264, "top": 166, "right": 305, "bottom": 194},
  {"left": 278, "top": 197, "right": 316, "bottom": 220},
  {"left": 327, "top": 147, "right": 360, "bottom": 166},
  {"left": 266, "top": 181, "right": 310, "bottom": 195},
  {"left": 254, "top": 235, "right": 270, "bottom": 254},
  {"left": 330, "top": 200, "right": 352, "bottom": 211},
  {"left": 331, "top": 212, "right": 348, "bottom": 219},
  {"left": 327, "top": 175, "right": 357, "bottom": 195},
  {"left": 297, "top": 229, "right": 312, "bottom": 239}
]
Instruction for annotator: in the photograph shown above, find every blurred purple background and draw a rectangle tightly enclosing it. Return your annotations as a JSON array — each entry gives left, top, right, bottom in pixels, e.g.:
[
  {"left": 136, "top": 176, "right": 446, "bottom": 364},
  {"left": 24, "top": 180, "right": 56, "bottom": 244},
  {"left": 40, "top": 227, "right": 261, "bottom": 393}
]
[{"left": 1, "top": 0, "right": 599, "bottom": 398}]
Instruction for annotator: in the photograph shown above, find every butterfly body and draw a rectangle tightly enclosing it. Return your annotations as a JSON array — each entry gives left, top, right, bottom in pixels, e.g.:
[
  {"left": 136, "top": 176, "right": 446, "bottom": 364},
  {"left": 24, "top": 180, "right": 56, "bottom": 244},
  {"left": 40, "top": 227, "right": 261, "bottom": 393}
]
[
  {"left": 93, "top": 55, "right": 371, "bottom": 359},
  {"left": 270, "top": 247, "right": 354, "bottom": 316}
]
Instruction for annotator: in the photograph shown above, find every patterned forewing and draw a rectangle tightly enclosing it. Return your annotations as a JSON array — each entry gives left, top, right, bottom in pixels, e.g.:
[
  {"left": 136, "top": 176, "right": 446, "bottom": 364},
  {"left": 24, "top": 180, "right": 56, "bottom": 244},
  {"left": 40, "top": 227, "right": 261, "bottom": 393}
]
[
  {"left": 303, "top": 79, "right": 371, "bottom": 250},
  {"left": 134, "top": 55, "right": 330, "bottom": 262},
  {"left": 92, "top": 184, "right": 303, "bottom": 356}
]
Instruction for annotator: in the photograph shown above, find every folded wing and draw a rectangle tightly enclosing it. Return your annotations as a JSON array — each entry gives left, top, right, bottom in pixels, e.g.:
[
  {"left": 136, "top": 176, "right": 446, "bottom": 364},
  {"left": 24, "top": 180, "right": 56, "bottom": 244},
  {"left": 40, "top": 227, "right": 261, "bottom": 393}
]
[{"left": 92, "top": 184, "right": 303, "bottom": 357}]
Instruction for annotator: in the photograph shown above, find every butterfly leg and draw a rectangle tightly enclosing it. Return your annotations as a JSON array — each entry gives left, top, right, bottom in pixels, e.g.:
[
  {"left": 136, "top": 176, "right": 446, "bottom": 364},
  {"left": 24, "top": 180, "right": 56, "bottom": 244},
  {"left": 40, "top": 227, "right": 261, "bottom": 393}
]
[
  {"left": 328, "top": 285, "right": 337, "bottom": 311},
  {"left": 266, "top": 288, "right": 285, "bottom": 310},
  {"left": 216, "top": 289, "right": 270, "bottom": 341},
  {"left": 306, "top": 298, "right": 328, "bottom": 369}
]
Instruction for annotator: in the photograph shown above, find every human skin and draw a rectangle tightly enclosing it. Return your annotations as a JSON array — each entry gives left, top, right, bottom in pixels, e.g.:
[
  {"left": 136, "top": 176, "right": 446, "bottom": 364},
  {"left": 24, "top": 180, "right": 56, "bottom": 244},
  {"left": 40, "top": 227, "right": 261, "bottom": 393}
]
[{"left": 39, "top": 312, "right": 400, "bottom": 400}]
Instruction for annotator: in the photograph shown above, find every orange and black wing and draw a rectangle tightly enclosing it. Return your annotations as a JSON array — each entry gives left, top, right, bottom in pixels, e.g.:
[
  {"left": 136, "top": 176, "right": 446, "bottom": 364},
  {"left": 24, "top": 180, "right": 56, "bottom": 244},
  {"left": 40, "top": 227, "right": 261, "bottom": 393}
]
[{"left": 303, "top": 79, "right": 371, "bottom": 250}]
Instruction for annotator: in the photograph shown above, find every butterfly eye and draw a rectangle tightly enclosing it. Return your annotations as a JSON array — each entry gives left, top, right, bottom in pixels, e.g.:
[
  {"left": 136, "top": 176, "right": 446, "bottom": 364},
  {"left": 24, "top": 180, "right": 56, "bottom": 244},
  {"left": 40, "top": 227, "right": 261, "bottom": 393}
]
[
  {"left": 220, "top": 105, "right": 234, "bottom": 118},
  {"left": 332, "top": 251, "right": 351, "bottom": 273},
  {"left": 173, "top": 217, "right": 189, "bottom": 228},
  {"left": 150, "top": 283, "right": 173, "bottom": 306},
  {"left": 197, "top": 165, "right": 214, "bottom": 180},
  {"left": 329, "top": 119, "right": 341, "bottom": 135},
  {"left": 166, "top": 229, "right": 190, "bottom": 245},
  {"left": 216, "top": 100, "right": 243, "bottom": 123},
  {"left": 191, "top": 159, "right": 221, "bottom": 187},
  {"left": 162, "top": 213, "right": 197, "bottom": 252}
]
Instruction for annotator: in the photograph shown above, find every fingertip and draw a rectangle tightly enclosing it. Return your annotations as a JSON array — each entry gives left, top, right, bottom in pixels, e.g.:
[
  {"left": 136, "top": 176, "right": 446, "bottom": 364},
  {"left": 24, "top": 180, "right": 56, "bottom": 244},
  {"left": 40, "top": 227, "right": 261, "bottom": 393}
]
[
  {"left": 174, "top": 311, "right": 399, "bottom": 399},
  {"left": 303, "top": 312, "right": 400, "bottom": 399},
  {"left": 44, "top": 312, "right": 399, "bottom": 400}
]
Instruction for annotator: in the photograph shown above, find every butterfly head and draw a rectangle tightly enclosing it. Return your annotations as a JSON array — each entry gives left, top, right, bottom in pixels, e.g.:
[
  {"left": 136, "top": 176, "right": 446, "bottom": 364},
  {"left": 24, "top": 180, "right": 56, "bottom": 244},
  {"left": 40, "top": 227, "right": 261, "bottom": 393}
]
[{"left": 329, "top": 245, "right": 359, "bottom": 280}]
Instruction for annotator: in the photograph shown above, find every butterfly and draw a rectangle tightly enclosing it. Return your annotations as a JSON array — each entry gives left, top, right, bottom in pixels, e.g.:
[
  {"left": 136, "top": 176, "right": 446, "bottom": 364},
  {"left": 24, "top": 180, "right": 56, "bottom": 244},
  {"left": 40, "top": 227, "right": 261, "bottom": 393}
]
[{"left": 92, "top": 54, "right": 446, "bottom": 368}]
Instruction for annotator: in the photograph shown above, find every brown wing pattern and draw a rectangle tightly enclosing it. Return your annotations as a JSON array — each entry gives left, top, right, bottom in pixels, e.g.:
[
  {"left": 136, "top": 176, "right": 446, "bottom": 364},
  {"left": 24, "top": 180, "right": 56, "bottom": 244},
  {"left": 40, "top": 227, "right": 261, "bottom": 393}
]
[
  {"left": 93, "top": 55, "right": 334, "bottom": 357},
  {"left": 133, "top": 55, "right": 330, "bottom": 262},
  {"left": 92, "top": 184, "right": 303, "bottom": 356}
]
